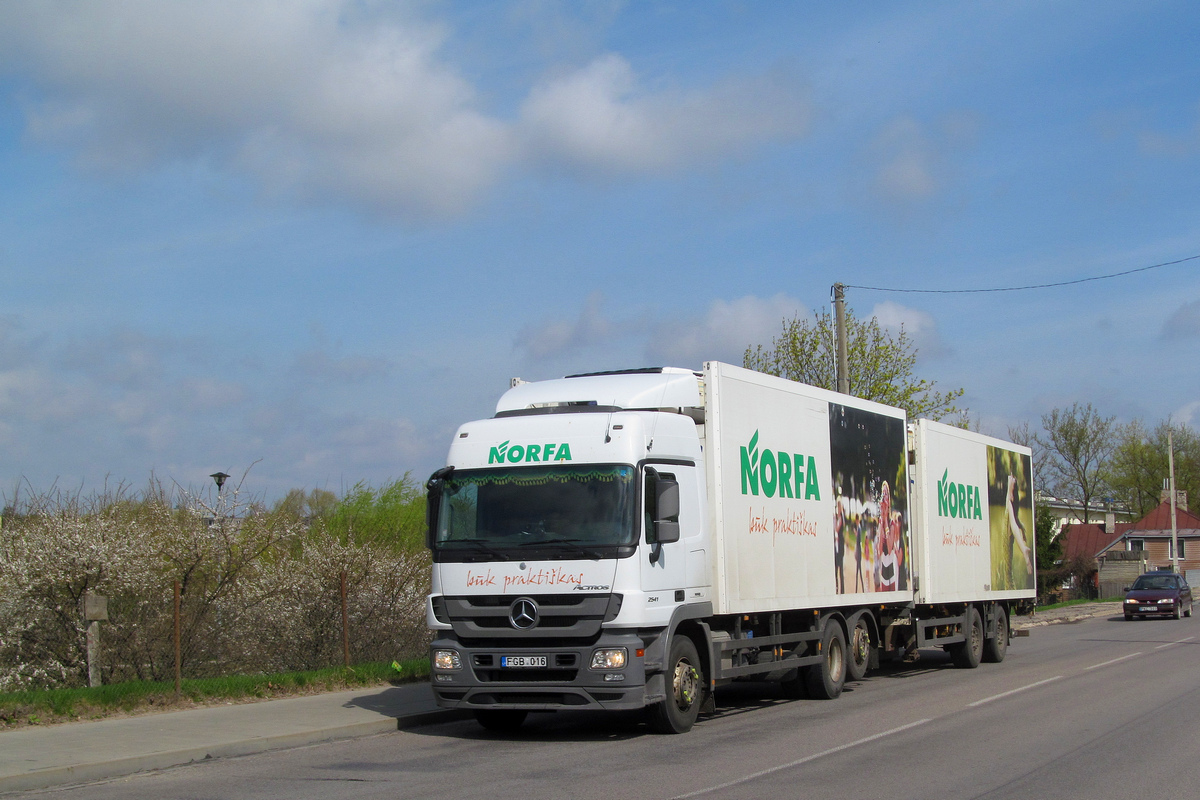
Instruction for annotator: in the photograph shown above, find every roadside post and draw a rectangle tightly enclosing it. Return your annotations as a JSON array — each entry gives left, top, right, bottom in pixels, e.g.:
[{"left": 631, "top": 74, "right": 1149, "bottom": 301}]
[{"left": 82, "top": 591, "right": 108, "bottom": 687}]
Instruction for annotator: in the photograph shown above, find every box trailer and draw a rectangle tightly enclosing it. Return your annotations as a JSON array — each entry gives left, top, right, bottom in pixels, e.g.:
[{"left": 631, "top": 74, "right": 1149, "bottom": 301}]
[{"left": 425, "top": 362, "right": 1035, "bottom": 733}]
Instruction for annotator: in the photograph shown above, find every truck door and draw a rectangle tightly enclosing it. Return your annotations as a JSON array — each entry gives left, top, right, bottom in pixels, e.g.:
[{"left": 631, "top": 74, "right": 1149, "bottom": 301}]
[{"left": 640, "top": 462, "right": 705, "bottom": 600}]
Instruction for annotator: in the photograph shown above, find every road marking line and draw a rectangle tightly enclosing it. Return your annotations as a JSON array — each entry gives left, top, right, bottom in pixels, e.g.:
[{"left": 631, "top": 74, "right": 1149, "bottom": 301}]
[
  {"left": 1085, "top": 652, "right": 1143, "bottom": 670},
  {"left": 672, "top": 719, "right": 932, "bottom": 799},
  {"left": 1154, "top": 636, "right": 1195, "bottom": 650},
  {"left": 967, "top": 676, "right": 1063, "bottom": 707}
]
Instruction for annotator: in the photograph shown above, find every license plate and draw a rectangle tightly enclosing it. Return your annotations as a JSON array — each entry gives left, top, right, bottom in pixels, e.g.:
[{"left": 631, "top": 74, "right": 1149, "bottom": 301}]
[
  {"left": 500, "top": 655, "right": 547, "bottom": 668},
  {"left": 1140, "top": 606, "right": 1158, "bottom": 612}
]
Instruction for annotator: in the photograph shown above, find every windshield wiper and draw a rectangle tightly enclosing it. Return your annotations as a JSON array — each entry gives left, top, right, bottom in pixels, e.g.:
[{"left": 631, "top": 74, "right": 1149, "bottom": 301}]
[{"left": 517, "top": 537, "right": 604, "bottom": 561}]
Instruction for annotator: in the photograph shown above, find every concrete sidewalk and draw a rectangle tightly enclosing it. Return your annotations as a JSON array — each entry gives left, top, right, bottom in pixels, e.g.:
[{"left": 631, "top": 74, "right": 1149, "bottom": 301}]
[
  {"left": 0, "top": 602, "right": 1121, "bottom": 795},
  {"left": 0, "top": 682, "right": 467, "bottom": 794}
]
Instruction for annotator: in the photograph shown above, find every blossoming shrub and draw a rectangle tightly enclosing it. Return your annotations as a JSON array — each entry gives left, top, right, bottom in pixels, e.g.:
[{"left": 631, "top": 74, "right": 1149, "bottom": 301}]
[{"left": 0, "top": 481, "right": 430, "bottom": 691}]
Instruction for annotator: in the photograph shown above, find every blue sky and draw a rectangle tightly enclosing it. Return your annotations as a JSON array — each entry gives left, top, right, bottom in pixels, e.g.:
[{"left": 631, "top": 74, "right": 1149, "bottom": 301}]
[{"left": 1, "top": 1, "right": 1198, "bottom": 501}]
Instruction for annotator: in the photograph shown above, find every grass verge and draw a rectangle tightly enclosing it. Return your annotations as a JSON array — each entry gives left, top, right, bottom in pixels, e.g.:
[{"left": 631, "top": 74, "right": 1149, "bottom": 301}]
[
  {"left": 1034, "top": 597, "right": 1123, "bottom": 612},
  {"left": 0, "top": 657, "right": 429, "bottom": 729}
]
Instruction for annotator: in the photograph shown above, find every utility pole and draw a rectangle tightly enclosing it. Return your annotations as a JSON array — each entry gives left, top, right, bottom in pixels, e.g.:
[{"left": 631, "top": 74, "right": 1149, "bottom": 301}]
[
  {"left": 1169, "top": 428, "right": 1179, "bottom": 573},
  {"left": 833, "top": 283, "right": 850, "bottom": 395}
]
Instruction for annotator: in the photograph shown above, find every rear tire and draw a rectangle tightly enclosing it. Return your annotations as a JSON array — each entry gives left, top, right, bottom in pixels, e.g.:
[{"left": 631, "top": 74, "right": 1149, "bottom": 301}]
[
  {"left": 846, "top": 616, "right": 872, "bottom": 681},
  {"left": 648, "top": 636, "right": 703, "bottom": 734},
  {"left": 950, "top": 606, "right": 983, "bottom": 669},
  {"left": 982, "top": 605, "right": 1008, "bottom": 663},
  {"left": 805, "top": 621, "right": 847, "bottom": 700},
  {"left": 475, "top": 710, "right": 527, "bottom": 732}
]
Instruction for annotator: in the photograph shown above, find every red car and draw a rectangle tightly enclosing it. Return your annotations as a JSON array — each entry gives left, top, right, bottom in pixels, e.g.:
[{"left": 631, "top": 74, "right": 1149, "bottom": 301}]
[{"left": 1123, "top": 571, "right": 1193, "bottom": 620}]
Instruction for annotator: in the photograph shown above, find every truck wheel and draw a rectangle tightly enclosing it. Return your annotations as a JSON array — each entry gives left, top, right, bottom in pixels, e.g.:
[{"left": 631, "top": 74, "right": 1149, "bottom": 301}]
[
  {"left": 982, "top": 605, "right": 1008, "bottom": 663},
  {"left": 950, "top": 606, "right": 983, "bottom": 669},
  {"left": 475, "top": 710, "right": 527, "bottom": 732},
  {"left": 648, "top": 636, "right": 703, "bottom": 734},
  {"left": 847, "top": 616, "right": 872, "bottom": 681},
  {"left": 805, "top": 621, "right": 846, "bottom": 700}
]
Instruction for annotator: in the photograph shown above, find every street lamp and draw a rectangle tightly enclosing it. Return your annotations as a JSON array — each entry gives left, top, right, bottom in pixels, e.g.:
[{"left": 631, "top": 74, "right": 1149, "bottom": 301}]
[{"left": 210, "top": 472, "right": 230, "bottom": 492}]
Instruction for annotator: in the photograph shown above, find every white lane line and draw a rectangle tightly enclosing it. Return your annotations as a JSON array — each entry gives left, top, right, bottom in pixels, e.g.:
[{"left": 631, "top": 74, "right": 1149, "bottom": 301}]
[
  {"left": 967, "top": 676, "right": 1063, "bottom": 708},
  {"left": 1085, "top": 652, "right": 1143, "bottom": 670},
  {"left": 1154, "top": 636, "right": 1196, "bottom": 650},
  {"left": 672, "top": 719, "right": 932, "bottom": 799}
]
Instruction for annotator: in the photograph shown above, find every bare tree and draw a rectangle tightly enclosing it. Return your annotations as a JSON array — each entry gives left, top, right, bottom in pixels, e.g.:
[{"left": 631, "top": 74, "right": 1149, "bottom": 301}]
[
  {"left": 1007, "top": 420, "right": 1048, "bottom": 495},
  {"left": 1037, "top": 403, "right": 1116, "bottom": 523}
]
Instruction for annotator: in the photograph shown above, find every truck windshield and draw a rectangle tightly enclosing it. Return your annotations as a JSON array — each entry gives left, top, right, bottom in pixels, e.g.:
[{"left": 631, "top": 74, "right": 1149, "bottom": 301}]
[{"left": 434, "top": 464, "right": 636, "bottom": 558}]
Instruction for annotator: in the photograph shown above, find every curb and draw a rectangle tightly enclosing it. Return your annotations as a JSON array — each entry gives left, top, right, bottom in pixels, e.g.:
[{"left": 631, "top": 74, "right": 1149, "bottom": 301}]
[
  {"left": 0, "top": 708, "right": 470, "bottom": 795},
  {"left": 1013, "top": 603, "right": 1125, "bottom": 630}
]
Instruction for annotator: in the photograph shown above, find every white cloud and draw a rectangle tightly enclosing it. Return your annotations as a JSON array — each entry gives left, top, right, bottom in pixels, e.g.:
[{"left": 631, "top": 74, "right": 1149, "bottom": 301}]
[
  {"left": 1161, "top": 298, "right": 1200, "bottom": 340},
  {"left": 514, "top": 293, "right": 805, "bottom": 370},
  {"left": 869, "top": 300, "right": 948, "bottom": 358},
  {"left": 860, "top": 112, "right": 979, "bottom": 209},
  {"left": 0, "top": 2, "right": 810, "bottom": 219},
  {"left": 1176, "top": 401, "right": 1200, "bottom": 428},
  {"left": 519, "top": 54, "right": 810, "bottom": 174},
  {"left": 647, "top": 294, "right": 802, "bottom": 368},
  {"left": 0, "top": 1, "right": 511, "bottom": 217},
  {"left": 514, "top": 291, "right": 616, "bottom": 360}
]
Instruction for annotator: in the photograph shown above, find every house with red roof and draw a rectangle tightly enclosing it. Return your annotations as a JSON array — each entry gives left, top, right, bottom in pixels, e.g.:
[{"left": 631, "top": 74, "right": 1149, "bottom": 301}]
[{"left": 1057, "top": 492, "right": 1199, "bottom": 599}]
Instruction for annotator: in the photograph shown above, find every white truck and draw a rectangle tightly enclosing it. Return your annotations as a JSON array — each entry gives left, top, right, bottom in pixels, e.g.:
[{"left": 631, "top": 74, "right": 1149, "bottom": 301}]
[{"left": 425, "top": 362, "right": 1036, "bottom": 733}]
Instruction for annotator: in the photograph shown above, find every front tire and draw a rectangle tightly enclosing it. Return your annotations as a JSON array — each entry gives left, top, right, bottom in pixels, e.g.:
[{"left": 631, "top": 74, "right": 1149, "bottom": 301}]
[
  {"left": 982, "top": 605, "right": 1008, "bottom": 663},
  {"left": 805, "top": 621, "right": 847, "bottom": 700},
  {"left": 648, "top": 636, "right": 703, "bottom": 734},
  {"left": 950, "top": 606, "right": 983, "bottom": 669}
]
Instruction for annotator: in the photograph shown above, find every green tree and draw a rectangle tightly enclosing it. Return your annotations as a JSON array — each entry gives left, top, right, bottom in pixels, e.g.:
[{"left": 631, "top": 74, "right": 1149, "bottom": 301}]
[
  {"left": 743, "top": 305, "right": 965, "bottom": 420},
  {"left": 1037, "top": 403, "right": 1116, "bottom": 524},
  {"left": 325, "top": 475, "right": 426, "bottom": 553},
  {"left": 272, "top": 487, "right": 339, "bottom": 520},
  {"left": 1106, "top": 420, "right": 1199, "bottom": 518},
  {"left": 1033, "top": 504, "right": 1062, "bottom": 601}
]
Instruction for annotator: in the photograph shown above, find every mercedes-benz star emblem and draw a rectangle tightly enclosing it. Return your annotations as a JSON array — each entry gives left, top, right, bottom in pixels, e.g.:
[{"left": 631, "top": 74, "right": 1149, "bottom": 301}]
[{"left": 509, "top": 597, "right": 539, "bottom": 630}]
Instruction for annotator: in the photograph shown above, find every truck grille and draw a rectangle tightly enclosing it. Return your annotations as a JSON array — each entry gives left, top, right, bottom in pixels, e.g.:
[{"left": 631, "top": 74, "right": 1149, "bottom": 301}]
[{"left": 443, "top": 593, "right": 621, "bottom": 641}]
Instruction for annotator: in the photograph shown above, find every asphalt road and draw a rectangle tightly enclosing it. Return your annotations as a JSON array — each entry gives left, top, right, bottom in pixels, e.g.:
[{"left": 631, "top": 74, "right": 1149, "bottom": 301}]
[{"left": 19, "top": 611, "right": 1200, "bottom": 800}]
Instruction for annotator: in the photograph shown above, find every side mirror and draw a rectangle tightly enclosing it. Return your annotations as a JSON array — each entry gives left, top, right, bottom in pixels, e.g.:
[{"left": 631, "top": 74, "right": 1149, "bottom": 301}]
[
  {"left": 653, "top": 475, "right": 681, "bottom": 544},
  {"left": 1122, "top": 586, "right": 1130, "bottom": 593},
  {"left": 425, "top": 466, "right": 454, "bottom": 550}
]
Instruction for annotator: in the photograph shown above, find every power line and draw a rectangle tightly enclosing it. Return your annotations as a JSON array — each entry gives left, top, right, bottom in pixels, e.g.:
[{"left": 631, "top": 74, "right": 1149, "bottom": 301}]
[{"left": 842, "top": 253, "right": 1200, "bottom": 294}]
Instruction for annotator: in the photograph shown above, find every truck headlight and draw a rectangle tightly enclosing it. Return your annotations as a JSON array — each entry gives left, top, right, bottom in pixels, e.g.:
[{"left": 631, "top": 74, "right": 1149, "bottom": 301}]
[
  {"left": 433, "top": 649, "right": 462, "bottom": 670},
  {"left": 590, "top": 648, "right": 627, "bottom": 670}
]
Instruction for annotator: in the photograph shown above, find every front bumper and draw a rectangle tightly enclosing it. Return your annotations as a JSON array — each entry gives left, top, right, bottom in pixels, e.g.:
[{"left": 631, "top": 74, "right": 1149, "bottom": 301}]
[
  {"left": 430, "top": 632, "right": 652, "bottom": 711},
  {"left": 1125, "top": 599, "right": 1177, "bottom": 616}
]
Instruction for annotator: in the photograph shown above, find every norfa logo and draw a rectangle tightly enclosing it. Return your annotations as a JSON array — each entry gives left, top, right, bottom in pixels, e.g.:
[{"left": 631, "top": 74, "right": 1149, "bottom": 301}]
[
  {"left": 937, "top": 468, "right": 982, "bottom": 519},
  {"left": 739, "top": 430, "right": 821, "bottom": 500},
  {"left": 488, "top": 440, "right": 573, "bottom": 464}
]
